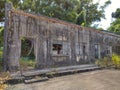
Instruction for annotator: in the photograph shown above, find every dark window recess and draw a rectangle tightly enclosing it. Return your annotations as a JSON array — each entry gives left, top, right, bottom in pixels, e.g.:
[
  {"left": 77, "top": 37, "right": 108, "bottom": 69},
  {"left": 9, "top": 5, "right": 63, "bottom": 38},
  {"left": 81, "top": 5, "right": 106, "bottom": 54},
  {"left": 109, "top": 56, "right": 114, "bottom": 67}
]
[
  {"left": 95, "top": 45, "right": 99, "bottom": 59},
  {"left": 53, "top": 44, "right": 62, "bottom": 54},
  {"left": 106, "top": 49, "right": 110, "bottom": 54},
  {"left": 21, "top": 38, "right": 32, "bottom": 56},
  {"left": 114, "top": 46, "right": 120, "bottom": 55},
  {"left": 83, "top": 45, "right": 86, "bottom": 54}
]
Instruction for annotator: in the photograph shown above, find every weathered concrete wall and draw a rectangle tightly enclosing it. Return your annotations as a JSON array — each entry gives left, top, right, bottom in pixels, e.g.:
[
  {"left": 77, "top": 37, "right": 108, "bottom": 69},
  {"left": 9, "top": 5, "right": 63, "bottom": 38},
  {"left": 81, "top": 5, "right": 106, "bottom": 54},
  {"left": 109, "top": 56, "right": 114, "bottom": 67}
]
[{"left": 3, "top": 3, "right": 120, "bottom": 71}]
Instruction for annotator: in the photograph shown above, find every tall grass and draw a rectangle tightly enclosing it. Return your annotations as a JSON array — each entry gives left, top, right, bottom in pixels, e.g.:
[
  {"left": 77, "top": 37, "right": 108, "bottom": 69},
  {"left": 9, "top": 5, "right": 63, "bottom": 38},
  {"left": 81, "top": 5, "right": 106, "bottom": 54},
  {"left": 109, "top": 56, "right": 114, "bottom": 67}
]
[
  {"left": 95, "top": 56, "right": 112, "bottom": 68},
  {"left": 96, "top": 53, "right": 120, "bottom": 69},
  {"left": 0, "top": 48, "right": 3, "bottom": 71},
  {"left": 20, "top": 57, "right": 36, "bottom": 70}
]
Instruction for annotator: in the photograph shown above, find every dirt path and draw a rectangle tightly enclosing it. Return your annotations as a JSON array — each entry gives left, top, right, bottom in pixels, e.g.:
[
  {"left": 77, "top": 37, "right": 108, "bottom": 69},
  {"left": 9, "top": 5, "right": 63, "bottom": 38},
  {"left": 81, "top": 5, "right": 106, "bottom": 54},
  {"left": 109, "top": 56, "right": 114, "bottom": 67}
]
[{"left": 7, "top": 70, "right": 120, "bottom": 90}]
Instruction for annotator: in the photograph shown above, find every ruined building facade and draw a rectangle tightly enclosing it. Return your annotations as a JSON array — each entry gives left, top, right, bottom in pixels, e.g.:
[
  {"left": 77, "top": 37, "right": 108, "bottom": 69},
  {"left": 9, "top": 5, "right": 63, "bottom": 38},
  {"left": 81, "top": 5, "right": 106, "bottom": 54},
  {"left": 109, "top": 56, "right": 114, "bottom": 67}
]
[{"left": 3, "top": 3, "right": 120, "bottom": 71}]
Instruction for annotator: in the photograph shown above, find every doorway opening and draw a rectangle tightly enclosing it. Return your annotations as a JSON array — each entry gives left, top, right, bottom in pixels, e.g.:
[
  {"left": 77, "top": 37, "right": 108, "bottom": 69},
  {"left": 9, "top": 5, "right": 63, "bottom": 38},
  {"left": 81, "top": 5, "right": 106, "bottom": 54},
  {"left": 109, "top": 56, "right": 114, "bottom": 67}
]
[
  {"left": 20, "top": 37, "right": 36, "bottom": 71},
  {"left": 95, "top": 44, "right": 100, "bottom": 59}
]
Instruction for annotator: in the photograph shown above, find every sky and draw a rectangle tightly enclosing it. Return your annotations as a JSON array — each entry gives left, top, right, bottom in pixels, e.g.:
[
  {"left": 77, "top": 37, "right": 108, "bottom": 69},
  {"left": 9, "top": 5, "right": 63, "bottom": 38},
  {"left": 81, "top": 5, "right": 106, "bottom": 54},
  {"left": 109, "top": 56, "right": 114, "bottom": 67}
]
[{"left": 94, "top": 0, "right": 120, "bottom": 30}]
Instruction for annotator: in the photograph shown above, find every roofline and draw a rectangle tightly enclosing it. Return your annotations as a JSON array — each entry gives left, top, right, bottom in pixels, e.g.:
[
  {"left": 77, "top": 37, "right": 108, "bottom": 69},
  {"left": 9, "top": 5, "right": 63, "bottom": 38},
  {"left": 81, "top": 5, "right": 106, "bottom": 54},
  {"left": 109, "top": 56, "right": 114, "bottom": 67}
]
[{"left": 10, "top": 9, "right": 120, "bottom": 38}]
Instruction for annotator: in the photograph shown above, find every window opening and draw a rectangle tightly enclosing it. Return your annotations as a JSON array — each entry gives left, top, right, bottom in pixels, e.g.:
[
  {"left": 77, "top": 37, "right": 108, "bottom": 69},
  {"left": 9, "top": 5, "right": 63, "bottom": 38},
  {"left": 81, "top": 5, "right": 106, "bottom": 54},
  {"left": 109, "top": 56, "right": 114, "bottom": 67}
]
[{"left": 52, "top": 44, "right": 62, "bottom": 55}]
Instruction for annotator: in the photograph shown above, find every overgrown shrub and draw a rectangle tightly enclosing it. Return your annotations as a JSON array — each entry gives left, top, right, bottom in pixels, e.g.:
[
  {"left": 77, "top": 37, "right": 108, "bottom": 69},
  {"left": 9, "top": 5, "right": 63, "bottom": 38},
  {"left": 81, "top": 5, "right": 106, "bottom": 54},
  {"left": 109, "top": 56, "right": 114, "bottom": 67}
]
[
  {"left": 112, "top": 53, "right": 120, "bottom": 68},
  {"left": 0, "top": 51, "right": 2, "bottom": 58},
  {"left": 96, "top": 54, "right": 120, "bottom": 69},
  {"left": 20, "top": 57, "right": 36, "bottom": 70},
  {"left": 0, "top": 49, "right": 3, "bottom": 71},
  {"left": 95, "top": 56, "right": 112, "bottom": 68}
]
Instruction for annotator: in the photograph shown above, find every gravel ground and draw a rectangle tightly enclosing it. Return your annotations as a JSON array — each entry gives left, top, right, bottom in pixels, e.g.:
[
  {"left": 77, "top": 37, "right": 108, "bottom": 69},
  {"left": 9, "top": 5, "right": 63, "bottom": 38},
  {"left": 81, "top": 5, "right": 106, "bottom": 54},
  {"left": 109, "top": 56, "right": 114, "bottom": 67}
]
[{"left": 7, "top": 69, "right": 120, "bottom": 90}]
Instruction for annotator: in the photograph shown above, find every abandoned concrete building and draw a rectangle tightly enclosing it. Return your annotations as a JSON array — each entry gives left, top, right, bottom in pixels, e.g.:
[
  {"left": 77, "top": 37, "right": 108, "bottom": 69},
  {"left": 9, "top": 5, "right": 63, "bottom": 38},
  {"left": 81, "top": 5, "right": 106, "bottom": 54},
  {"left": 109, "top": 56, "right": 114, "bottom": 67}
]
[{"left": 3, "top": 3, "right": 120, "bottom": 72}]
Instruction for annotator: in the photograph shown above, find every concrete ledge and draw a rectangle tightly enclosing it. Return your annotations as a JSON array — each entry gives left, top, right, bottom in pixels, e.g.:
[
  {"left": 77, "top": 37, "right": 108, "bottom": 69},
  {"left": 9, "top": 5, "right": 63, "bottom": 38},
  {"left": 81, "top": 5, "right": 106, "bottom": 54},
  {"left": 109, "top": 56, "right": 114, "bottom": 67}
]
[{"left": 11, "top": 64, "right": 100, "bottom": 79}]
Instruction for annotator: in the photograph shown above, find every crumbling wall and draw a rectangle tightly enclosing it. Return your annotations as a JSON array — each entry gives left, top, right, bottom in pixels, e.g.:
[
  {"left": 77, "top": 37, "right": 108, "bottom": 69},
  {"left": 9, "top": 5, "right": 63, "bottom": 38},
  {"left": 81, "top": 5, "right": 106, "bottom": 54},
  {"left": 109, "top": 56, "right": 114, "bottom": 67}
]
[{"left": 3, "top": 3, "right": 120, "bottom": 72}]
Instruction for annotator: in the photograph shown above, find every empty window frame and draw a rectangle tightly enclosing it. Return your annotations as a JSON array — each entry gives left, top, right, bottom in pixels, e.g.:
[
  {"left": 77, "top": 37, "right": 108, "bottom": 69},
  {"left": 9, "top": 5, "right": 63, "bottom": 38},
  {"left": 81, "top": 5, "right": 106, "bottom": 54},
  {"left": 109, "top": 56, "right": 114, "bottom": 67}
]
[
  {"left": 52, "top": 44, "right": 62, "bottom": 55},
  {"left": 113, "top": 46, "right": 120, "bottom": 55}
]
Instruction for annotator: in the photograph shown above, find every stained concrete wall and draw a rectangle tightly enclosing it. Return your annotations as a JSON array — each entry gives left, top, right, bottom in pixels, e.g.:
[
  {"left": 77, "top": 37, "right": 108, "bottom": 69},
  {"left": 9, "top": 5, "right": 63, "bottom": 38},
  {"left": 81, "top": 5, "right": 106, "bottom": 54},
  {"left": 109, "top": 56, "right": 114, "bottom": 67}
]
[{"left": 3, "top": 3, "right": 120, "bottom": 71}]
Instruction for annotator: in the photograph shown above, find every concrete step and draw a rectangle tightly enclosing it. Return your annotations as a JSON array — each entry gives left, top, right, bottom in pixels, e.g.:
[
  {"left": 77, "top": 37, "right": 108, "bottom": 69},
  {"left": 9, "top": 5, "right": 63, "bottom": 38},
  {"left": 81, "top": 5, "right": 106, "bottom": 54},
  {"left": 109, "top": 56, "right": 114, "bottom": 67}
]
[
  {"left": 10, "top": 64, "right": 100, "bottom": 81},
  {"left": 22, "top": 64, "right": 100, "bottom": 77},
  {"left": 24, "top": 76, "right": 49, "bottom": 84}
]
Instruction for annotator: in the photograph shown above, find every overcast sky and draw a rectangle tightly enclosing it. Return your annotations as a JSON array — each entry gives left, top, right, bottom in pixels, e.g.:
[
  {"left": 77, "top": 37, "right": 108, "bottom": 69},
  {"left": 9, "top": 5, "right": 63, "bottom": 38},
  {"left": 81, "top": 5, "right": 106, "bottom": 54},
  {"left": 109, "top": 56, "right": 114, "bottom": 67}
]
[{"left": 94, "top": 0, "right": 120, "bottom": 30}]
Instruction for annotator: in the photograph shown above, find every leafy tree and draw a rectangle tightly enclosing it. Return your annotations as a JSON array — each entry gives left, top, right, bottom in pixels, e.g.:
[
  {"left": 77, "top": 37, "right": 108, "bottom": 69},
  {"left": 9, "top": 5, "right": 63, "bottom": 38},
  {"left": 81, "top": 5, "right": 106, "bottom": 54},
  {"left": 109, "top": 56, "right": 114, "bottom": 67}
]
[
  {"left": 108, "top": 8, "right": 120, "bottom": 34},
  {"left": 20, "top": 0, "right": 78, "bottom": 23},
  {"left": 0, "top": 0, "right": 22, "bottom": 22},
  {"left": 0, "top": 0, "right": 5, "bottom": 22},
  {"left": 0, "top": 0, "right": 111, "bottom": 26},
  {"left": 112, "top": 8, "right": 120, "bottom": 18},
  {"left": 20, "top": 0, "right": 111, "bottom": 26},
  {"left": 76, "top": 0, "right": 111, "bottom": 26},
  {"left": 108, "top": 19, "right": 120, "bottom": 34}
]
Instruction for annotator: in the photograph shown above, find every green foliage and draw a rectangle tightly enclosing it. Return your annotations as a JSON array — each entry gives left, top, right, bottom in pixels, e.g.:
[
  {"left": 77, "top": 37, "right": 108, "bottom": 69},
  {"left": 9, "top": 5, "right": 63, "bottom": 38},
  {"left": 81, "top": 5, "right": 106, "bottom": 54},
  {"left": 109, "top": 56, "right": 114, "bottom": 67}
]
[
  {"left": 0, "top": 44, "right": 3, "bottom": 70},
  {"left": 112, "top": 8, "right": 120, "bottom": 18},
  {"left": 20, "top": 59, "right": 35, "bottom": 67},
  {"left": 20, "top": 0, "right": 77, "bottom": 23},
  {"left": 0, "top": 27, "right": 4, "bottom": 70},
  {"left": 108, "top": 8, "right": 120, "bottom": 35},
  {"left": 0, "top": 27, "right": 4, "bottom": 47},
  {"left": 0, "top": 50, "right": 3, "bottom": 59},
  {"left": 21, "top": 38, "right": 32, "bottom": 56},
  {"left": 112, "top": 53, "right": 120, "bottom": 68},
  {"left": 95, "top": 57, "right": 112, "bottom": 68},
  {"left": 0, "top": 0, "right": 22, "bottom": 21},
  {"left": 108, "top": 18, "right": 120, "bottom": 35},
  {"left": 0, "top": 0, "right": 5, "bottom": 21},
  {"left": 96, "top": 54, "right": 120, "bottom": 69},
  {"left": 76, "top": 0, "right": 111, "bottom": 26},
  {"left": 0, "top": 0, "right": 111, "bottom": 27},
  {"left": 20, "top": 57, "right": 36, "bottom": 70}
]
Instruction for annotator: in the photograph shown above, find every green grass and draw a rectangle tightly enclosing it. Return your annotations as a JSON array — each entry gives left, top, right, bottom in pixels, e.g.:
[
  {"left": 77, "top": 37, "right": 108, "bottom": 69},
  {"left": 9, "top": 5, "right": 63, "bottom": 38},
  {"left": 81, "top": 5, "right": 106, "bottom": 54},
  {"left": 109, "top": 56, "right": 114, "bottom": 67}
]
[
  {"left": 0, "top": 48, "right": 3, "bottom": 71},
  {"left": 20, "top": 57, "right": 36, "bottom": 70},
  {"left": 0, "top": 48, "right": 3, "bottom": 58}
]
